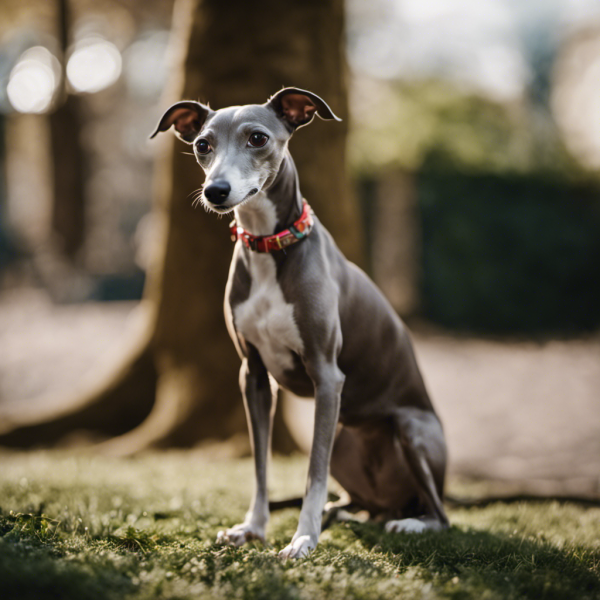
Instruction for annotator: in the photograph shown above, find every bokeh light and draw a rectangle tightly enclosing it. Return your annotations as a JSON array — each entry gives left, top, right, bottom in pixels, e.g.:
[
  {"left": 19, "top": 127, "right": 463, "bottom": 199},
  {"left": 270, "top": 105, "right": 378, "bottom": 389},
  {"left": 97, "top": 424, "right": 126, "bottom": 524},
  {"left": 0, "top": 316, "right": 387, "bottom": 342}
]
[
  {"left": 123, "top": 31, "right": 169, "bottom": 99},
  {"left": 66, "top": 37, "right": 122, "bottom": 94},
  {"left": 552, "top": 37, "right": 600, "bottom": 169},
  {"left": 7, "top": 46, "right": 61, "bottom": 114}
]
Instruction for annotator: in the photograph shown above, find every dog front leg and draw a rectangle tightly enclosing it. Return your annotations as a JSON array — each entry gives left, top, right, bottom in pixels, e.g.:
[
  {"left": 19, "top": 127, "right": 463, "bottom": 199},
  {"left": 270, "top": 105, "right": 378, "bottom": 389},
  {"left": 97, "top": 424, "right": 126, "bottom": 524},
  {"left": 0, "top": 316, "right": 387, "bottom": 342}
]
[
  {"left": 217, "top": 346, "right": 275, "bottom": 546},
  {"left": 279, "top": 361, "right": 344, "bottom": 559}
]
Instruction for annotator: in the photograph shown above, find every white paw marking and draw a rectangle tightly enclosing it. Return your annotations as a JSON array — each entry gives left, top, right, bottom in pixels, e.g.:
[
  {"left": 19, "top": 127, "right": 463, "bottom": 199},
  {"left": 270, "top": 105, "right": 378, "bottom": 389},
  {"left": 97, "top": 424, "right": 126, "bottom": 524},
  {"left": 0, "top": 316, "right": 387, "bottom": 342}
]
[
  {"left": 385, "top": 518, "right": 428, "bottom": 534},
  {"left": 216, "top": 522, "right": 265, "bottom": 547},
  {"left": 278, "top": 535, "right": 315, "bottom": 560}
]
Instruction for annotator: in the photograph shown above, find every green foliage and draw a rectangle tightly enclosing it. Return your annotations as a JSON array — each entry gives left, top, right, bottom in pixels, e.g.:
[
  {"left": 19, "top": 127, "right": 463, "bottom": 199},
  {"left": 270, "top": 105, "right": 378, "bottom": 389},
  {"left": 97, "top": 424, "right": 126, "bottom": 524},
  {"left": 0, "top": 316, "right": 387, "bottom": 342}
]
[
  {"left": 418, "top": 170, "right": 600, "bottom": 333},
  {"left": 109, "top": 526, "right": 159, "bottom": 554},
  {"left": 0, "top": 452, "right": 599, "bottom": 600},
  {"left": 1, "top": 511, "right": 60, "bottom": 542},
  {"left": 349, "top": 79, "right": 585, "bottom": 179},
  {"left": 350, "top": 79, "right": 600, "bottom": 333}
]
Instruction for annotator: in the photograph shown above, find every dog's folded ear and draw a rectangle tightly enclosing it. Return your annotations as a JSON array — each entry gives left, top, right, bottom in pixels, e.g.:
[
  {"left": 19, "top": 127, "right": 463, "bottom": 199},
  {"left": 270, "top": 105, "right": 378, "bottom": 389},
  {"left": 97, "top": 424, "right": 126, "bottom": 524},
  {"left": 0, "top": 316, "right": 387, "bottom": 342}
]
[
  {"left": 267, "top": 88, "right": 342, "bottom": 130},
  {"left": 150, "top": 101, "right": 212, "bottom": 143}
]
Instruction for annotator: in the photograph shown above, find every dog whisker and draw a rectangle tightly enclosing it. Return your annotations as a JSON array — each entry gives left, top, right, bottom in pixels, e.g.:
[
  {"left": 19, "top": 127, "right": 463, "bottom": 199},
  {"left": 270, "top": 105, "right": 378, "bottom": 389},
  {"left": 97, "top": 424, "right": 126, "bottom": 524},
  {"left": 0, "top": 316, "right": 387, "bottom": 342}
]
[
  {"left": 189, "top": 187, "right": 205, "bottom": 209},
  {"left": 188, "top": 186, "right": 204, "bottom": 198}
]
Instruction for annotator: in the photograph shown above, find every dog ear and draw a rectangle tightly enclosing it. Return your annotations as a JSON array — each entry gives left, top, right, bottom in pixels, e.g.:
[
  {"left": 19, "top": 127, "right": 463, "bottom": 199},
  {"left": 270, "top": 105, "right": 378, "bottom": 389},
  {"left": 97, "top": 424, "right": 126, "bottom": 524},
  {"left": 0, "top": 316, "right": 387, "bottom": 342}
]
[
  {"left": 150, "top": 101, "right": 212, "bottom": 143},
  {"left": 267, "top": 88, "right": 342, "bottom": 130}
]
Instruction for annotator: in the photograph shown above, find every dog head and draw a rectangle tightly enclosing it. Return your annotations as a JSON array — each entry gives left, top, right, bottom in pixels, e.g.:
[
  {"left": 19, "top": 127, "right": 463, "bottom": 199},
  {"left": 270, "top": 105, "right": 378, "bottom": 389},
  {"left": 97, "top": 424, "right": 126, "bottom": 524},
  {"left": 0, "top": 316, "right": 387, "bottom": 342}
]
[{"left": 150, "top": 88, "right": 340, "bottom": 214}]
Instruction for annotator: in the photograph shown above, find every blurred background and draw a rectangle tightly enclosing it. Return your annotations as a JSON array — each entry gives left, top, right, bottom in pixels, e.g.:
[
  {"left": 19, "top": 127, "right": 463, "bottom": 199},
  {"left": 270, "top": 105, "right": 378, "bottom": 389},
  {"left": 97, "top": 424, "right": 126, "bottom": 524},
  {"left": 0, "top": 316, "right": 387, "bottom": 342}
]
[{"left": 0, "top": 0, "right": 598, "bottom": 496}]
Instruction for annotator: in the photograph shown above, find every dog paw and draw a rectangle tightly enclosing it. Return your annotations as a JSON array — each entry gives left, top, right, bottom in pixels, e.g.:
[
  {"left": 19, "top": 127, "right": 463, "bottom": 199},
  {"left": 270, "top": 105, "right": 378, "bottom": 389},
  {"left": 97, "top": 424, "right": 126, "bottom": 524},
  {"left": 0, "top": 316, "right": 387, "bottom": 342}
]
[
  {"left": 385, "top": 518, "right": 428, "bottom": 534},
  {"left": 278, "top": 535, "right": 316, "bottom": 560},
  {"left": 216, "top": 522, "right": 265, "bottom": 547}
]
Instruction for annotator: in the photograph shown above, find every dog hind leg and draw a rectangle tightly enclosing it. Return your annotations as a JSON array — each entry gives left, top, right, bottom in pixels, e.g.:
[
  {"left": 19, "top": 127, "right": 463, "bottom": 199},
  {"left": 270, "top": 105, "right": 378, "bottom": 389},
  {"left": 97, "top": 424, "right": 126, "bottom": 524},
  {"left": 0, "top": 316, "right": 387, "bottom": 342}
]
[{"left": 385, "top": 407, "right": 449, "bottom": 533}]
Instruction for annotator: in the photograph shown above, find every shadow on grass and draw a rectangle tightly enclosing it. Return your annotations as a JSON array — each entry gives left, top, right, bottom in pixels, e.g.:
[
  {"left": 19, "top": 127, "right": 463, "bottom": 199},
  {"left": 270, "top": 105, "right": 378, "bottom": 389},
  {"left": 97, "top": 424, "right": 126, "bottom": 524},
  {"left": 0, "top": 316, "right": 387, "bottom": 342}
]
[
  {"left": 342, "top": 520, "right": 600, "bottom": 600},
  {"left": 1, "top": 507, "right": 599, "bottom": 600},
  {"left": 0, "top": 538, "right": 136, "bottom": 600}
]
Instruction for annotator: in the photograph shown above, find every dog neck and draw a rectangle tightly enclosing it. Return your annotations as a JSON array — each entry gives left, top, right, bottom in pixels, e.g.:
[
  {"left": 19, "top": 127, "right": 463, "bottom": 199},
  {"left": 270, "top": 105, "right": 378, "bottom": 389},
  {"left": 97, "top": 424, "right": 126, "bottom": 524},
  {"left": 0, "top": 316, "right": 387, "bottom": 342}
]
[{"left": 234, "top": 151, "right": 303, "bottom": 237}]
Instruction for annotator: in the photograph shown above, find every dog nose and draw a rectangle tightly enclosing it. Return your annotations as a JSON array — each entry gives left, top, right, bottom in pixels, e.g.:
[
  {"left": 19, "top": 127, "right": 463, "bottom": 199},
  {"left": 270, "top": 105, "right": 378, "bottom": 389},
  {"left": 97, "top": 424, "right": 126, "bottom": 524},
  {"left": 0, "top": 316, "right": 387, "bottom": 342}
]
[{"left": 204, "top": 180, "right": 231, "bottom": 204}]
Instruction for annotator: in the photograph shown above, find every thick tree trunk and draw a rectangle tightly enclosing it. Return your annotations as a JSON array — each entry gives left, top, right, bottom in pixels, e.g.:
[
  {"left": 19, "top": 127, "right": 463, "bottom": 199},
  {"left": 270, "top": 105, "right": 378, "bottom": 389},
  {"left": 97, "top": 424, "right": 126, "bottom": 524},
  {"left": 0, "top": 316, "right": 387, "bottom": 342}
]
[{"left": 0, "top": 0, "right": 364, "bottom": 453}]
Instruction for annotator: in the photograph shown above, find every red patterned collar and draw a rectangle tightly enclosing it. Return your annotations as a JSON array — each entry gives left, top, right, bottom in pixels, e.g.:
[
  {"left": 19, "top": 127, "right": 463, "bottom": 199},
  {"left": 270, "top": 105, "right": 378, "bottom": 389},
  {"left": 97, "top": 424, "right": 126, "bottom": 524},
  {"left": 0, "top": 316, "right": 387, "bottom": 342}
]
[{"left": 229, "top": 199, "right": 314, "bottom": 253}]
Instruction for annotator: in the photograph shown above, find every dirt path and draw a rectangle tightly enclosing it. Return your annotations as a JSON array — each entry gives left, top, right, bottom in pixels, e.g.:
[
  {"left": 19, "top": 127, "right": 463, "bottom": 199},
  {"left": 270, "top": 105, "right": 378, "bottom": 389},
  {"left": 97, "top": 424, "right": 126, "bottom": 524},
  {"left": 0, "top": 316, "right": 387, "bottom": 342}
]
[
  {"left": 415, "top": 330, "right": 600, "bottom": 494},
  {"left": 1, "top": 288, "right": 598, "bottom": 494}
]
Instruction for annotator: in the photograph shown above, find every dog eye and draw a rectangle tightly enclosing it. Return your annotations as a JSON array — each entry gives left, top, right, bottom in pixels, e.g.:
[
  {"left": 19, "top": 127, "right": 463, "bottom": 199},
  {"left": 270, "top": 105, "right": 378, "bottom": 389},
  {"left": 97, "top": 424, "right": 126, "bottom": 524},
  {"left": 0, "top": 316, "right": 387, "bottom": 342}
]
[
  {"left": 196, "top": 139, "right": 211, "bottom": 154},
  {"left": 248, "top": 132, "right": 268, "bottom": 148}
]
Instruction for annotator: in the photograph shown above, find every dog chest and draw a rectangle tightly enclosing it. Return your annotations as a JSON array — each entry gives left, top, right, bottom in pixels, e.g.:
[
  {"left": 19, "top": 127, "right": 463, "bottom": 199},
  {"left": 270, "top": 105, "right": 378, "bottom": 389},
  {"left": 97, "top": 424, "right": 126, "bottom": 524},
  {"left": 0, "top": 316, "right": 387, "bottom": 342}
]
[{"left": 233, "top": 254, "right": 303, "bottom": 380}]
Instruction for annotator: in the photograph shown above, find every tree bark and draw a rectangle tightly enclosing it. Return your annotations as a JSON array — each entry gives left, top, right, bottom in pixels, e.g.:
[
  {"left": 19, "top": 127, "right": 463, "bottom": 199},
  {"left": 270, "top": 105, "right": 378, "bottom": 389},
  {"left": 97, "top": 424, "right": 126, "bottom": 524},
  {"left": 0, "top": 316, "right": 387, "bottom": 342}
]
[
  {"left": 0, "top": 0, "right": 364, "bottom": 453},
  {"left": 49, "top": 0, "right": 87, "bottom": 258},
  {"left": 372, "top": 169, "right": 420, "bottom": 317}
]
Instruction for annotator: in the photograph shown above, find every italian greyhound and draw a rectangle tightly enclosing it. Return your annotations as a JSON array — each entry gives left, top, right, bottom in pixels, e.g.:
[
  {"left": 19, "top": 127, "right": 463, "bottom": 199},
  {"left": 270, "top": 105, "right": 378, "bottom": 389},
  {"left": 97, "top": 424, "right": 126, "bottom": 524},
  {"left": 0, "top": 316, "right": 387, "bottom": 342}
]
[{"left": 151, "top": 87, "right": 449, "bottom": 559}]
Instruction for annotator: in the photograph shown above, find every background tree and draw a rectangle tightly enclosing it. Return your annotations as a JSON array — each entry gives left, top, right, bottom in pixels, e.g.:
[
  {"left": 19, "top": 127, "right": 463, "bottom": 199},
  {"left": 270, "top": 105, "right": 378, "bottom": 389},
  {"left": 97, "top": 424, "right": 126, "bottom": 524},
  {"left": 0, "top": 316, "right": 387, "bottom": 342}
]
[
  {"left": 0, "top": 0, "right": 364, "bottom": 453},
  {"left": 50, "top": 0, "right": 86, "bottom": 258}
]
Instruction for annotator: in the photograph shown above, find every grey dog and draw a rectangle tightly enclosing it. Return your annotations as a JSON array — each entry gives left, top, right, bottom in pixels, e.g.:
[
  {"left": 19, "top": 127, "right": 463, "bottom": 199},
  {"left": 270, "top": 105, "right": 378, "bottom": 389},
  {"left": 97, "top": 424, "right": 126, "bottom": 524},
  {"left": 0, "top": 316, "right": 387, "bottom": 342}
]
[{"left": 151, "top": 87, "right": 449, "bottom": 559}]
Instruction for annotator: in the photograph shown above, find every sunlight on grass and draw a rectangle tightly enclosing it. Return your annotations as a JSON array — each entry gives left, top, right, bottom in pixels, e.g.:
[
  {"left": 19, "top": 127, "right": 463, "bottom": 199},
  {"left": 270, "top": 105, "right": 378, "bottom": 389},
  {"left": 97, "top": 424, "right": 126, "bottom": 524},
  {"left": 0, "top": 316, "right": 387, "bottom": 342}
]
[{"left": 0, "top": 451, "right": 598, "bottom": 600}]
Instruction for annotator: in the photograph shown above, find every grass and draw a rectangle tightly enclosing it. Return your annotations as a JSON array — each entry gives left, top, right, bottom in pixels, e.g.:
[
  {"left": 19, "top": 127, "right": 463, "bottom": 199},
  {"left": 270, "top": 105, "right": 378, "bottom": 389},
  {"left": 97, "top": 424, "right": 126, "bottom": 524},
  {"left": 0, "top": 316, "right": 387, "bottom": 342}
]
[{"left": 0, "top": 451, "right": 598, "bottom": 600}]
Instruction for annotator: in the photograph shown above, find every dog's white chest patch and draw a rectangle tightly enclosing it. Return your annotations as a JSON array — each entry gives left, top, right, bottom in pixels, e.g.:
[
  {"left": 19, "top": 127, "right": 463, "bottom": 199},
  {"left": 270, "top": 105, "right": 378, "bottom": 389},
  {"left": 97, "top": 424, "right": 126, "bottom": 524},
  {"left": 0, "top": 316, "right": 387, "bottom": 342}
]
[{"left": 234, "top": 254, "right": 303, "bottom": 380}]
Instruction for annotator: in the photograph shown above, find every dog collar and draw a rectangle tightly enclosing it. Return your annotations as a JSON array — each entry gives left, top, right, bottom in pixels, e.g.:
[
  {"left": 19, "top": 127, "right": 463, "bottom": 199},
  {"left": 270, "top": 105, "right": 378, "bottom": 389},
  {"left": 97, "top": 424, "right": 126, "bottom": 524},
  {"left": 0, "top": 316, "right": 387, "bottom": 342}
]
[{"left": 229, "top": 199, "right": 314, "bottom": 253}]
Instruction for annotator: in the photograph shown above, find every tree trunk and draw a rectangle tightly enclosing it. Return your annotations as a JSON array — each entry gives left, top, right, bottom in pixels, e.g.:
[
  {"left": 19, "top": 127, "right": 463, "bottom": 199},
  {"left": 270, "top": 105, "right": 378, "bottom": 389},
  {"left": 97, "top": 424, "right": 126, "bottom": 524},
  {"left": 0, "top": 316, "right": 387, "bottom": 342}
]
[
  {"left": 371, "top": 169, "right": 420, "bottom": 317},
  {"left": 49, "top": 0, "right": 87, "bottom": 258},
  {"left": 0, "top": 0, "right": 364, "bottom": 453}
]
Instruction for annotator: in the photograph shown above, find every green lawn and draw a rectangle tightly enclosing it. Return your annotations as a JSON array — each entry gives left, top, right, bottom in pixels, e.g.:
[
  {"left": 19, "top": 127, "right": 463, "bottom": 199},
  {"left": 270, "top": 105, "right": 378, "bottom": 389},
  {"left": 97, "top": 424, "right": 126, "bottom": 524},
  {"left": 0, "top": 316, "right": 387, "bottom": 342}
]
[{"left": 0, "top": 451, "right": 598, "bottom": 600}]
